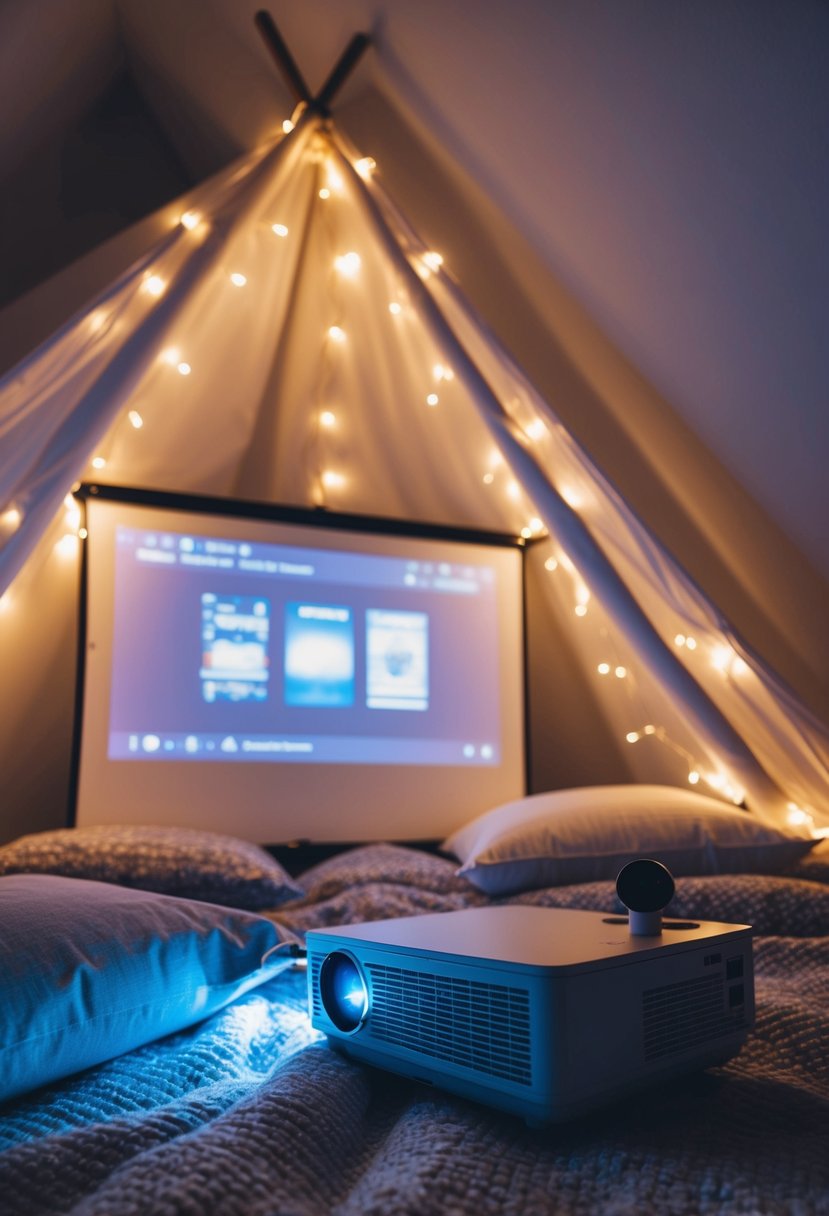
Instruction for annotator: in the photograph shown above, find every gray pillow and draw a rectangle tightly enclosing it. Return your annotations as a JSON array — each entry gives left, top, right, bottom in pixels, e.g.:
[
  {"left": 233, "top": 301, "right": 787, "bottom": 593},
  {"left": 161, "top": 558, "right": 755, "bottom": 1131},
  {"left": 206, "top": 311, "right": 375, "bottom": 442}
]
[
  {"left": 0, "top": 824, "right": 303, "bottom": 910},
  {"left": 443, "top": 785, "right": 816, "bottom": 897}
]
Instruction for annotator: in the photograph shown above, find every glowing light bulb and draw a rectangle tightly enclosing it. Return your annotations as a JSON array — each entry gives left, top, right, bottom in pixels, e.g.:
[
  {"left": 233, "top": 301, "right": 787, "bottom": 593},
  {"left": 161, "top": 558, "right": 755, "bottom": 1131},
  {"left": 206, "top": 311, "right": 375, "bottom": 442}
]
[
  {"left": 272, "top": 223, "right": 289, "bottom": 237},
  {"left": 328, "top": 326, "right": 346, "bottom": 343},
  {"left": 483, "top": 472, "right": 494, "bottom": 485},
  {"left": 643, "top": 724, "right": 656, "bottom": 735},
  {"left": 177, "top": 362, "right": 192, "bottom": 376},
  {"left": 128, "top": 410, "right": 144, "bottom": 429},
  {"left": 732, "top": 657, "right": 750, "bottom": 677},
  {"left": 597, "top": 663, "right": 611, "bottom": 675},
  {"left": 282, "top": 119, "right": 295, "bottom": 134},
  {"left": 321, "top": 470, "right": 345, "bottom": 489},
  {"left": 525, "top": 419, "right": 547, "bottom": 441},
  {"left": 615, "top": 666, "right": 627, "bottom": 679},
  {"left": 711, "top": 645, "right": 733, "bottom": 673},
  {"left": 506, "top": 481, "right": 520, "bottom": 501},
  {"left": 334, "top": 252, "right": 361, "bottom": 277},
  {"left": 144, "top": 275, "right": 165, "bottom": 297},
  {"left": 674, "top": 634, "right": 686, "bottom": 647},
  {"left": 320, "top": 410, "right": 336, "bottom": 428},
  {"left": 426, "top": 393, "right": 439, "bottom": 407},
  {"left": 78, "top": 527, "right": 88, "bottom": 540},
  {"left": 2, "top": 506, "right": 22, "bottom": 530},
  {"left": 520, "top": 527, "right": 532, "bottom": 539},
  {"left": 561, "top": 485, "right": 582, "bottom": 509},
  {"left": 574, "top": 604, "right": 588, "bottom": 617},
  {"left": 230, "top": 273, "right": 247, "bottom": 287},
  {"left": 326, "top": 166, "right": 344, "bottom": 192},
  {"left": 162, "top": 348, "right": 180, "bottom": 366},
  {"left": 786, "top": 803, "right": 812, "bottom": 828},
  {"left": 180, "top": 211, "right": 200, "bottom": 230},
  {"left": 388, "top": 301, "right": 402, "bottom": 315},
  {"left": 91, "top": 456, "right": 106, "bottom": 469},
  {"left": 423, "top": 251, "right": 443, "bottom": 272},
  {"left": 685, "top": 636, "right": 697, "bottom": 650},
  {"left": 688, "top": 770, "right": 701, "bottom": 785},
  {"left": 529, "top": 517, "right": 543, "bottom": 533},
  {"left": 319, "top": 188, "right": 331, "bottom": 200},
  {"left": 55, "top": 534, "right": 78, "bottom": 557},
  {"left": 626, "top": 732, "right": 639, "bottom": 744},
  {"left": 544, "top": 557, "right": 558, "bottom": 572},
  {"left": 355, "top": 157, "right": 376, "bottom": 179}
]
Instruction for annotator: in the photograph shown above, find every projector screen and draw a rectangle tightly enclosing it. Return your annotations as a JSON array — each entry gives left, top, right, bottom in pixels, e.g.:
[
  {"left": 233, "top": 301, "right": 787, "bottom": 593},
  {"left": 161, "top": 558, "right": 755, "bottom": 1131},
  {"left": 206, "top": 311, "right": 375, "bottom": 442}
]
[{"left": 75, "top": 492, "right": 526, "bottom": 842}]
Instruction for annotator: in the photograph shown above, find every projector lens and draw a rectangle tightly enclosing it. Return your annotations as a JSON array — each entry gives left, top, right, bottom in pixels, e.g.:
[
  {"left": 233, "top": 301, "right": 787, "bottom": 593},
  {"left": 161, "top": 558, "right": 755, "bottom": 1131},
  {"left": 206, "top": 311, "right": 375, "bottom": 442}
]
[{"left": 320, "top": 951, "right": 368, "bottom": 1033}]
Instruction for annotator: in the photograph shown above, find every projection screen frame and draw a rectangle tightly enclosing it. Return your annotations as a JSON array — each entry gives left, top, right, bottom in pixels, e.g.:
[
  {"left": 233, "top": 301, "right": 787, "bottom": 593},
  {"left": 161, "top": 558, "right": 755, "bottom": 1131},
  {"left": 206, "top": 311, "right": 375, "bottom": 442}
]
[{"left": 71, "top": 484, "right": 529, "bottom": 845}]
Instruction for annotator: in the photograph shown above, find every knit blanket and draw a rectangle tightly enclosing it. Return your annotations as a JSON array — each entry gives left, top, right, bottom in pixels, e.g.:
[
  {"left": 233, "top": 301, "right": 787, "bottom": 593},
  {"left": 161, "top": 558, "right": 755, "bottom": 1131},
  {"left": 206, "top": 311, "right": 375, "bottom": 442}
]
[{"left": 1, "top": 846, "right": 828, "bottom": 1216}]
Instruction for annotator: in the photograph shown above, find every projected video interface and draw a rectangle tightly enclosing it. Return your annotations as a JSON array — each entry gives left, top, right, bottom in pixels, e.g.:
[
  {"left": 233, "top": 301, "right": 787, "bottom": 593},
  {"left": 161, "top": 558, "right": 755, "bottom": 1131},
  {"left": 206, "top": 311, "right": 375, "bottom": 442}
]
[{"left": 108, "top": 525, "right": 502, "bottom": 767}]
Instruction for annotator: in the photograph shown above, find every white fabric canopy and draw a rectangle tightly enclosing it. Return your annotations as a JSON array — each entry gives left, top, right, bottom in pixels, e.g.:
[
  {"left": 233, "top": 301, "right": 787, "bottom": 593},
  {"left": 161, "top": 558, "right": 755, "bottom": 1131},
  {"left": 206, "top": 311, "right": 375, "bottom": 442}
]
[{"left": 1, "top": 112, "right": 827, "bottom": 833}]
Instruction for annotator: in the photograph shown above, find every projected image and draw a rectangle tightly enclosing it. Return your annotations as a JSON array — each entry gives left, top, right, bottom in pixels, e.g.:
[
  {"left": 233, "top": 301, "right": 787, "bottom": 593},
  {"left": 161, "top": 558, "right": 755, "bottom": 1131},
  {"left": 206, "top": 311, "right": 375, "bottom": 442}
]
[
  {"left": 366, "top": 609, "right": 429, "bottom": 711},
  {"left": 284, "top": 603, "right": 355, "bottom": 707},
  {"left": 200, "top": 593, "right": 270, "bottom": 703}
]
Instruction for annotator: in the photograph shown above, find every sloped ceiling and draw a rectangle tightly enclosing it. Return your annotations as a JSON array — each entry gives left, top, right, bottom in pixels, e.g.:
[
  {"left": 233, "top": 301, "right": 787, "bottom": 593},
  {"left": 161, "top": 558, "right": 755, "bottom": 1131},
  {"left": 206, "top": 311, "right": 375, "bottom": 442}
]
[{"left": 1, "top": 0, "right": 828, "bottom": 713}]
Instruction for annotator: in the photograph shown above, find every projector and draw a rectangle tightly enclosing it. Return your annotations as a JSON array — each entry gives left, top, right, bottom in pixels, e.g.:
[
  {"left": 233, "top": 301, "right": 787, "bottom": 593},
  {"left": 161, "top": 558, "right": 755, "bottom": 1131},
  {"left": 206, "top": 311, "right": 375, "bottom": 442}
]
[{"left": 306, "top": 861, "right": 754, "bottom": 1123}]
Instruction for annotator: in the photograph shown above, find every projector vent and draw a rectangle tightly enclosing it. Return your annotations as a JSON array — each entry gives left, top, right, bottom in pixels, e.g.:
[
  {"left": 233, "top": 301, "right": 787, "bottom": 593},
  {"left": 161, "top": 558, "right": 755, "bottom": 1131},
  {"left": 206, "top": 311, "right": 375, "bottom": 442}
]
[
  {"left": 643, "top": 973, "right": 744, "bottom": 1061},
  {"left": 365, "top": 963, "right": 532, "bottom": 1085}
]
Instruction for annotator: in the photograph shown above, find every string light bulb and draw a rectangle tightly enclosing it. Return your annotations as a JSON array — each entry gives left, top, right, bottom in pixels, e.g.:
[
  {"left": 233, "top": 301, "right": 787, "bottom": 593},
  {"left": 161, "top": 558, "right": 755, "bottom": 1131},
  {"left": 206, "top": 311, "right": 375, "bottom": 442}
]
[
  {"left": 1, "top": 506, "right": 22, "bottom": 532},
  {"left": 177, "top": 362, "right": 192, "bottom": 376},
  {"left": 388, "top": 301, "right": 402, "bottom": 315},
  {"left": 544, "top": 557, "right": 558, "bottom": 572},
  {"left": 272, "top": 223, "right": 289, "bottom": 237},
  {"left": 128, "top": 410, "right": 144, "bottom": 429},
  {"left": 688, "top": 770, "right": 701, "bottom": 785},
  {"left": 615, "top": 666, "right": 627, "bottom": 679},
  {"left": 319, "top": 410, "right": 336, "bottom": 428},
  {"left": 321, "top": 470, "right": 345, "bottom": 489},
  {"left": 91, "top": 456, "right": 106, "bottom": 469},
  {"left": 354, "top": 157, "right": 376, "bottom": 179},
  {"left": 483, "top": 472, "right": 494, "bottom": 485},
  {"left": 422, "top": 251, "right": 444, "bottom": 272},
  {"left": 597, "top": 663, "right": 611, "bottom": 675},
  {"left": 144, "top": 275, "right": 165, "bottom": 297},
  {"left": 282, "top": 119, "right": 295, "bottom": 134},
  {"left": 319, "top": 188, "right": 331, "bottom": 200},
  {"left": 180, "top": 211, "right": 200, "bottom": 230},
  {"left": 230, "top": 273, "right": 247, "bottom": 287},
  {"left": 327, "top": 326, "right": 346, "bottom": 343},
  {"left": 426, "top": 393, "right": 439, "bottom": 407},
  {"left": 334, "top": 252, "right": 361, "bottom": 278}
]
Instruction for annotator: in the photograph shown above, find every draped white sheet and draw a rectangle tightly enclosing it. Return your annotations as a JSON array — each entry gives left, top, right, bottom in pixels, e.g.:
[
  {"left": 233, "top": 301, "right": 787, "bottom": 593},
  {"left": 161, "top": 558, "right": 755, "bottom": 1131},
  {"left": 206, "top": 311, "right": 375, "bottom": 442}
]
[{"left": 1, "top": 112, "right": 826, "bottom": 832}]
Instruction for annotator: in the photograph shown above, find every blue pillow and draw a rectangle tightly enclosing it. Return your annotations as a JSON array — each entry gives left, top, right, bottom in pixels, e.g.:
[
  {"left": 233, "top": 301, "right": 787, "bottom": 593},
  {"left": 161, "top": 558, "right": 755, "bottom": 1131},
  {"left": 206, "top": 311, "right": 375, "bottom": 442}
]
[{"left": 0, "top": 874, "right": 290, "bottom": 1103}]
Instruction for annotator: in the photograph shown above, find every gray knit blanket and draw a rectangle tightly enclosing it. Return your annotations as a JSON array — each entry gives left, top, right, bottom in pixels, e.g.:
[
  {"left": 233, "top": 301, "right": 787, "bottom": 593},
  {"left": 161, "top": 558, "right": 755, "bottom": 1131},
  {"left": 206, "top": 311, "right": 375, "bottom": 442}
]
[{"left": 1, "top": 845, "right": 828, "bottom": 1216}]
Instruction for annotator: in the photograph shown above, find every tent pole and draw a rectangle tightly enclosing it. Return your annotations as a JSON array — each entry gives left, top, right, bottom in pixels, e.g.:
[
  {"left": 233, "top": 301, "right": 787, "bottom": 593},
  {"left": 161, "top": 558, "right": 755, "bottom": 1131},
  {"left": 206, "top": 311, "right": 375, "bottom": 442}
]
[
  {"left": 315, "top": 34, "right": 372, "bottom": 115},
  {"left": 254, "top": 10, "right": 313, "bottom": 106}
]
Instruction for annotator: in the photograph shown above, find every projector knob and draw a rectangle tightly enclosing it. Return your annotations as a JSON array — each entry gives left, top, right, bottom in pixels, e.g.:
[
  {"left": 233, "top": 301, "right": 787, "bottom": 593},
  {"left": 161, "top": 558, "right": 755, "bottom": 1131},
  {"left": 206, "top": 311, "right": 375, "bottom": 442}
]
[{"left": 616, "top": 858, "right": 675, "bottom": 936}]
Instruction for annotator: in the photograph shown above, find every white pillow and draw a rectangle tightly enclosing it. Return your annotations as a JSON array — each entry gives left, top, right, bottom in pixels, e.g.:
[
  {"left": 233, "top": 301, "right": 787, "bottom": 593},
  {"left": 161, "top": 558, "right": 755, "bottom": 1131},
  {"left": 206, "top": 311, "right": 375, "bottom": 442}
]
[{"left": 443, "top": 785, "right": 816, "bottom": 897}]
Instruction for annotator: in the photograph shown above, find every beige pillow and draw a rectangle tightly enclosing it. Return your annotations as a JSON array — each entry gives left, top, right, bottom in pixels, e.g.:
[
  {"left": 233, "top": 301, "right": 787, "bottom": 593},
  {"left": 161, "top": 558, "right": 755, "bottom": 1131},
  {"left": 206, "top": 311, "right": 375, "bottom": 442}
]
[{"left": 443, "top": 785, "right": 815, "bottom": 896}]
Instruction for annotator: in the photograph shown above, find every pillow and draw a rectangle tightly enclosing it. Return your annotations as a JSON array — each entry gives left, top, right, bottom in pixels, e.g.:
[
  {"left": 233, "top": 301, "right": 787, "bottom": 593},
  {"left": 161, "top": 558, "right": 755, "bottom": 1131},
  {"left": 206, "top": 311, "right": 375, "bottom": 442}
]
[
  {"left": 443, "top": 785, "right": 817, "bottom": 897},
  {"left": 0, "top": 874, "right": 292, "bottom": 1103},
  {"left": 0, "top": 824, "right": 303, "bottom": 909}
]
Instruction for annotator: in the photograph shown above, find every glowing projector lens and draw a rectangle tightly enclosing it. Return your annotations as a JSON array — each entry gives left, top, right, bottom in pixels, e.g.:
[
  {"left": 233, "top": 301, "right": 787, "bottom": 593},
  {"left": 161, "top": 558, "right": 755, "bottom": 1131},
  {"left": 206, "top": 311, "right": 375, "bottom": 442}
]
[{"left": 320, "top": 951, "right": 368, "bottom": 1032}]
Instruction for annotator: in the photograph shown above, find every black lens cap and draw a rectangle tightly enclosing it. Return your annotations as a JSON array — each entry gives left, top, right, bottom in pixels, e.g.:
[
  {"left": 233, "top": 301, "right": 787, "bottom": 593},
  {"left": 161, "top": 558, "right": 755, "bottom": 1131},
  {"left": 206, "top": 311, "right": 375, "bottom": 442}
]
[{"left": 616, "top": 858, "right": 675, "bottom": 913}]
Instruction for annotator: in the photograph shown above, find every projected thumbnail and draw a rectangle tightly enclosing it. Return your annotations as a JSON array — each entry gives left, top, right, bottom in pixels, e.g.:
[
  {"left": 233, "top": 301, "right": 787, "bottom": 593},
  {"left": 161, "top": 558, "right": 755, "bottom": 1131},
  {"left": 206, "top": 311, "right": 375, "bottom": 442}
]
[
  {"left": 284, "top": 603, "right": 355, "bottom": 707},
  {"left": 366, "top": 609, "right": 429, "bottom": 711},
  {"left": 200, "top": 593, "right": 270, "bottom": 703}
]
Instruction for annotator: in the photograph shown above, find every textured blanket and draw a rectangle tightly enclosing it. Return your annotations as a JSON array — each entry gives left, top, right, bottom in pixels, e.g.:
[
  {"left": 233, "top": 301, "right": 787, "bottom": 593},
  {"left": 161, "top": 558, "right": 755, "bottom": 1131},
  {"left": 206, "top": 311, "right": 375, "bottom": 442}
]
[{"left": 1, "top": 845, "right": 828, "bottom": 1216}]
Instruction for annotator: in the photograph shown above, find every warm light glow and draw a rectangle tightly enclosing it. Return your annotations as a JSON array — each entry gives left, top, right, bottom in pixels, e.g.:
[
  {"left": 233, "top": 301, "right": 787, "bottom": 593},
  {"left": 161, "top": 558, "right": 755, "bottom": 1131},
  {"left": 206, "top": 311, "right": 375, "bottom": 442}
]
[
  {"left": 520, "top": 527, "right": 532, "bottom": 539},
  {"left": 506, "top": 481, "right": 520, "bottom": 500},
  {"left": 1, "top": 506, "right": 22, "bottom": 531},
  {"left": 88, "top": 310, "right": 107, "bottom": 333},
  {"left": 162, "top": 348, "right": 180, "bottom": 366},
  {"left": 78, "top": 527, "right": 88, "bottom": 540},
  {"left": 488, "top": 449, "right": 503, "bottom": 468},
  {"left": 319, "top": 410, "right": 336, "bottom": 429},
  {"left": 574, "top": 604, "right": 588, "bottom": 617},
  {"left": 55, "top": 533, "right": 78, "bottom": 558},
  {"left": 272, "top": 223, "right": 289, "bottom": 237},
  {"left": 786, "top": 803, "right": 812, "bottom": 828},
  {"left": 177, "top": 362, "right": 192, "bottom": 376},
  {"left": 180, "top": 211, "right": 200, "bottom": 230},
  {"left": 529, "top": 517, "right": 543, "bottom": 533},
  {"left": 575, "top": 585, "right": 591, "bottom": 607},
  {"left": 319, "top": 188, "right": 331, "bottom": 200},
  {"left": 732, "top": 657, "right": 750, "bottom": 677},
  {"left": 685, "top": 637, "right": 697, "bottom": 650},
  {"left": 615, "top": 666, "right": 627, "bottom": 679},
  {"left": 0, "top": 592, "right": 10, "bottom": 612},
  {"left": 561, "top": 485, "right": 582, "bottom": 509},
  {"left": 525, "top": 419, "right": 548, "bottom": 441},
  {"left": 388, "top": 301, "right": 402, "bottom": 315},
  {"left": 674, "top": 634, "right": 686, "bottom": 648},
  {"left": 426, "top": 393, "right": 439, "bottom": 407},
  {"left": 282, "top": 119, "right": 295, "bottom": 134},
  {"left": 597, "top": 663, "right": 611, "bottom": 675},
  {"left": 321, "top": 470, "right": 345, "bottom": 489},
  {"left": 326, "top": 166, "right": 344, "bottom": 193},
  {"left": 354, "top": 157, "right": 376, "bottom": 179},
  {"left": 688, "top": 770, "right": 701, "bottom": 785},
  {"left": 328, "top": 326, "right": 346, "bottom": 343},
  {"left": 626, "top": 731, "right": 639, "bottom": 744},
  {"left": 483, "top": 472, "right": 494, "bottom": 485},
  {"left": 643, "top": 724, "right": 656, "bottom": 735},
  {"left": 334, "top": 252, "right": 361, "bottom": 278},
  {"left": 144, "top": 275, "right": 165, "bottom": 297},
  {"left": 91, "top": 456, "right": 106, "bottom": 469},
  {"left": 544, "top": 557, "right": 558, "bottom": 572},
  {"left": 128, "top": 410, "right": 144, "bottom": 429},
  {"left": 230, "top": 273, "right": 247, "bottom": 287},
  {"left": 423, "top": 251, "right": 444, "bottom": 272}
]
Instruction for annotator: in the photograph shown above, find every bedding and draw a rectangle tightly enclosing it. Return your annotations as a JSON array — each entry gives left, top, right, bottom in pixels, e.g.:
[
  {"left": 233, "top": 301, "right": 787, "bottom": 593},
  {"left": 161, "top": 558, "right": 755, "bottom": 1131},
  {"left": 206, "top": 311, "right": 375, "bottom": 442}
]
[{"left": 1, "top": 843, "right": 827, "bottom": 1215}]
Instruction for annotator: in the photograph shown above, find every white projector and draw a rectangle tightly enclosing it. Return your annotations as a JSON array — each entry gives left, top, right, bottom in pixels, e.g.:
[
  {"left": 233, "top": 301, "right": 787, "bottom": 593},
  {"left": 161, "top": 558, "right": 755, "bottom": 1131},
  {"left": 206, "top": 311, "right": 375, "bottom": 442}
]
[{"left": 306, "top": 863, "right": 753, "bottom": 1124}]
